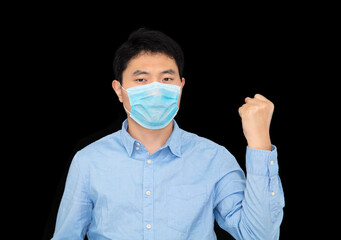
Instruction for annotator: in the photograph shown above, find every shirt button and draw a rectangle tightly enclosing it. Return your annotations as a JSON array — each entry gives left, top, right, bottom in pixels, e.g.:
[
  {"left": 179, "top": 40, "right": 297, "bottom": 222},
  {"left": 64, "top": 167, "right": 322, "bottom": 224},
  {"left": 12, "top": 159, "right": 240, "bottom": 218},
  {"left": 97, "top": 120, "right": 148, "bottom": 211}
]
[
  {"left": 270, "top": 160, "right": 274, "bottom": 165},
  {"left": 136, "top": 147, "right": 140, "bottom": 150},
  {"left": 271, "top": 191, "right": 275, "bottom": 196},
  {"left": 146, "top": 190, "right": 151, "bottom": 196},
  {"left": 146, "top": 224, "right": 151, "bottom": 229},
  {"left": 147, "top": 159, "right": 152, "bottom": 164},
  {"left": 136, "top": 142, "right": 140, "bottom": 146}
]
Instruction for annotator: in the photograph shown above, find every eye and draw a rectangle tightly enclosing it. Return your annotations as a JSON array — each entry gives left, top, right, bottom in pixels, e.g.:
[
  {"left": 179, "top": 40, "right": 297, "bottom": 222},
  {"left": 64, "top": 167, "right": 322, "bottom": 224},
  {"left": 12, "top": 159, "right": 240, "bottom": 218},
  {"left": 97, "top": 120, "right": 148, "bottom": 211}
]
[
  {"left": 163, "top": 78, "right": 173, "bottom": 82},
  {"left": 135, "top": 79, "right": 146, "bottom": 83}
]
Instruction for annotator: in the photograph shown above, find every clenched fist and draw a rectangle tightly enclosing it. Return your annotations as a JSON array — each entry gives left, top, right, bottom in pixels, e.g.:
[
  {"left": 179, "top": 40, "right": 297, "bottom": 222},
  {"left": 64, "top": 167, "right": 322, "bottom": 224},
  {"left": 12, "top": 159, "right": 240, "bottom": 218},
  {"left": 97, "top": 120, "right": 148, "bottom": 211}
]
[{"left": 238, "top": 94, "right": 274, "bottom": 151}]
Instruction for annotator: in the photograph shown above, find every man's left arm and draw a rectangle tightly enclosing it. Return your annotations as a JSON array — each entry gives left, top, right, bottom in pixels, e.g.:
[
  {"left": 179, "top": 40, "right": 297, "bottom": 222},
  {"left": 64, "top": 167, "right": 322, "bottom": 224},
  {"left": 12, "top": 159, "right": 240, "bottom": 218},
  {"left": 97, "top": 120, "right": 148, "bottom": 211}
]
[
  {"left": 240, "top": 94, "right": 285, "bottom": 237},
  {"left": 214, "top": 94, "right": 285, "bottom": 239},
  {"left": 214, "top": 144, "right": 285, "bottom": 240}
]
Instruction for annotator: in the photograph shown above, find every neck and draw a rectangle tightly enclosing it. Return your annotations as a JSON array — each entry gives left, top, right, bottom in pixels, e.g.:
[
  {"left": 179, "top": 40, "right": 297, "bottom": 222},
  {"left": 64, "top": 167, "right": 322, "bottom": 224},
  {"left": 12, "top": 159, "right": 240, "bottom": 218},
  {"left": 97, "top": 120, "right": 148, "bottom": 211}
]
[{"left": 127, "top": 117, "right": 173, "bottom": 155}]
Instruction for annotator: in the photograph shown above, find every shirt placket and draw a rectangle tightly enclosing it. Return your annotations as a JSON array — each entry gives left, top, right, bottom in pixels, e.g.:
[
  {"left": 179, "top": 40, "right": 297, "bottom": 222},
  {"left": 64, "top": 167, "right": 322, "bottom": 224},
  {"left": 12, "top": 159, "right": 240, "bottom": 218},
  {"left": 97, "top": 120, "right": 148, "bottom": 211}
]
[{"left": 143, "top": 153, "right": 154, "bottom": 239}]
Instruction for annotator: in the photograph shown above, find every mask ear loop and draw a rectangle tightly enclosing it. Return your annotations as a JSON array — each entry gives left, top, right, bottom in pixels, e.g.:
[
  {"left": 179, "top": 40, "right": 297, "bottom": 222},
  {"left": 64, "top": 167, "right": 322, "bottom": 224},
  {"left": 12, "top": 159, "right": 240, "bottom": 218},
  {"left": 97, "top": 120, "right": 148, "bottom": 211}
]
[
  {"left": 120, "top": 83, "right": 127, "bottom": 92},
  {"left": 119, "top": 83, "right": 131, "bottom": 115}
]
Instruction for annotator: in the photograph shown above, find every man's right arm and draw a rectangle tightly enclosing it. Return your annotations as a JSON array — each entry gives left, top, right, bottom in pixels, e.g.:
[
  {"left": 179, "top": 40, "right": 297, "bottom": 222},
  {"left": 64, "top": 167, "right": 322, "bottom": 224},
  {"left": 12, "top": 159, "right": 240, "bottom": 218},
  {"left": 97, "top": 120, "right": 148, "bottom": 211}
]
[{"left": 51, "top": 152, "right": 92, "bottom": 240}]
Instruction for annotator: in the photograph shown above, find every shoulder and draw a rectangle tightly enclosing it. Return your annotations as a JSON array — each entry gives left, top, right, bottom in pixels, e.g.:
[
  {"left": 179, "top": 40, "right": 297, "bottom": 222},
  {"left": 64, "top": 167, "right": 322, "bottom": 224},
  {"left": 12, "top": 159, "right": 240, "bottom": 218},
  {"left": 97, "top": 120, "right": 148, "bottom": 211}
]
[
  {"left": 179, "top": 128, "right": 242, "bottom": 176},
  {"left": 73, "top": 130, "right": 122, "bottom": 165},
  {"left": 181, "top": 129, "right": 218, "bottom": 149},
  {"left": 180, "top": 128, "right": 235, "bottom": 160}
]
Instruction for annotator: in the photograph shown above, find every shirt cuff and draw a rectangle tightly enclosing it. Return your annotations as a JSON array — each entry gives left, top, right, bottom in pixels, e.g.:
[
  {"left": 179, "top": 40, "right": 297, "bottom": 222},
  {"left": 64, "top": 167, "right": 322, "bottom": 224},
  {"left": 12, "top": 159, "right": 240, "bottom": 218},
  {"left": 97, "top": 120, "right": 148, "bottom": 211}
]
[{"left": 246, "top": 145, "right": 278, "bottom": 177}]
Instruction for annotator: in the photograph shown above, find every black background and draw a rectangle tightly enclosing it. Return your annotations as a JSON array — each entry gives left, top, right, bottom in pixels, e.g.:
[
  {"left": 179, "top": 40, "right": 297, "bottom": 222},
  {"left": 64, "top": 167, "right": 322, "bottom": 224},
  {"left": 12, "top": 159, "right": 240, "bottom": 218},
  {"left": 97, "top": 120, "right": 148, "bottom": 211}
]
[{"left": 7, "top": 4, "right": 336, "bottom": 240}]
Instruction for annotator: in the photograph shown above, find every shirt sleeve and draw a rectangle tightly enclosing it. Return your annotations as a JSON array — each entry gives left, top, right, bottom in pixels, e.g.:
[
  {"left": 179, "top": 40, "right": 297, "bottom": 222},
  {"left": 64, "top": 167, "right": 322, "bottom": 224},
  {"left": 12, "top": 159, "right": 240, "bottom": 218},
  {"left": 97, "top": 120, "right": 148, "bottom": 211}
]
[
  {"left": 51, "top": 152, "right": 93, "bottom": 240},
  {"left": 213, "top": 145, "right": 285, "bottom": 240}
]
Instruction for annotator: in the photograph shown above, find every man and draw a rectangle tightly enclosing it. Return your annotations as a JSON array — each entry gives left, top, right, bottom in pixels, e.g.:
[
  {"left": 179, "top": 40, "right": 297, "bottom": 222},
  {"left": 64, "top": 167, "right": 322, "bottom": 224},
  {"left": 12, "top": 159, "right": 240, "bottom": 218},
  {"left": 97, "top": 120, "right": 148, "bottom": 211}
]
[{"left": 52, "top": 28, "right": 284, "bottom": 240}]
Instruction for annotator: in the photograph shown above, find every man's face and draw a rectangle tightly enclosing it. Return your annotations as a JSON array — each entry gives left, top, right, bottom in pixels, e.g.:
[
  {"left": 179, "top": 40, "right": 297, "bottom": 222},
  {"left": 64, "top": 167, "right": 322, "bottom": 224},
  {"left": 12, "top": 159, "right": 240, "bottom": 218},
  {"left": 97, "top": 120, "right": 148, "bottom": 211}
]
[{"left": 113, "top": 52, "right": 185, "bottom": 116}]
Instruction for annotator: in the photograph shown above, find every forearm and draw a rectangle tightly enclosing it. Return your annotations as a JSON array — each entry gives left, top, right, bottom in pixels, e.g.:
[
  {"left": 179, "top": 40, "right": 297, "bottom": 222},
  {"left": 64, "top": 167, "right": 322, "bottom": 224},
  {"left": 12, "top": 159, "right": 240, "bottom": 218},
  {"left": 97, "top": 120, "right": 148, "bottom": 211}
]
[
  {"left": 242, "top": 145, "right": 284, "bottom": 239},
  {"left": 215, "top": 145, "right": 285, "bottom": 240}
]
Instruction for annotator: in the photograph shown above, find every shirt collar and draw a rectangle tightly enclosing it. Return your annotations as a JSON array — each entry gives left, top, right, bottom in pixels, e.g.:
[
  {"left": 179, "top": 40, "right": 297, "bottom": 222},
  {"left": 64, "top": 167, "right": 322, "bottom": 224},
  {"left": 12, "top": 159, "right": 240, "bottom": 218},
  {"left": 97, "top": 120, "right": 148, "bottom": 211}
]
[
  {"left": 120, "top": 119, "right": 182, "bottom": 158},
  {"left": 164, "top": 120, "right": 182, "bottom": 157},
  {"left": 120, "top": 119, "right": 136, "bottom": 157}
]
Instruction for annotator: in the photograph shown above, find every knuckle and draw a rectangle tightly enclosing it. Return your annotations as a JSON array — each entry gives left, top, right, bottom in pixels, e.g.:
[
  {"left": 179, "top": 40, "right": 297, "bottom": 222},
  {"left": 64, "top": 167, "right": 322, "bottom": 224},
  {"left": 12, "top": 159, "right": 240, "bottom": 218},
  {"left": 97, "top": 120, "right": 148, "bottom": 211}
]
[
  {"left": 258, "top": 102, "right": 267, "bottom": 109},
  {"left": 270, "top": 102, "right": 275, "bottom": 109},
  {"left": 266, "top": 101, "right": 274, "bottom": 109},
  {"left": 248, "top": 106, "right": 257, "bottom": 114}
]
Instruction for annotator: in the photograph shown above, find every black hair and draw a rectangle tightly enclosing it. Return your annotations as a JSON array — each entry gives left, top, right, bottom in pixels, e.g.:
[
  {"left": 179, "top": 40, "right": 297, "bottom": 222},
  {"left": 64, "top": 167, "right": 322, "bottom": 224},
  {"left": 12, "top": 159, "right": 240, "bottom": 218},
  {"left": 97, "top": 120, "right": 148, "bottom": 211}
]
[{"left": 113, "top": 28, "right": 184, "bottom": 83}]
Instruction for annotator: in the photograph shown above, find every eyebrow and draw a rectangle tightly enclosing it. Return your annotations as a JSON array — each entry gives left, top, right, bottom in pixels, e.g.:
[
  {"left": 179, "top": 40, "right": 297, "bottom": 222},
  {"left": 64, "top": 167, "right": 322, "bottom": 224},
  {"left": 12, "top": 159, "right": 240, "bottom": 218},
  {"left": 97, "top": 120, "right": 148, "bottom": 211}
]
[
  {"left": 132, "top": 68, "right": 177, "bottom": 76},
  {"left": 161, "top": 69, "right": 176, "bottom": 75},
  {"left": 132, "top": 70, "right": 150, "bottom": 76}
]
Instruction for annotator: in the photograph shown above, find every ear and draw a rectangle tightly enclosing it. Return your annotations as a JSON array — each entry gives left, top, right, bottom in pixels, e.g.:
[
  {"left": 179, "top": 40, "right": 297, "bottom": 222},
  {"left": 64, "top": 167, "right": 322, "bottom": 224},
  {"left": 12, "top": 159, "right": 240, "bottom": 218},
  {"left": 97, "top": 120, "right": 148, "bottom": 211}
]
[
  {"left": 181, "top": 77, "right": 185, "bottom": 89},
  {"left": 112, "top": 80, "right": 123, "bottom": 103}
]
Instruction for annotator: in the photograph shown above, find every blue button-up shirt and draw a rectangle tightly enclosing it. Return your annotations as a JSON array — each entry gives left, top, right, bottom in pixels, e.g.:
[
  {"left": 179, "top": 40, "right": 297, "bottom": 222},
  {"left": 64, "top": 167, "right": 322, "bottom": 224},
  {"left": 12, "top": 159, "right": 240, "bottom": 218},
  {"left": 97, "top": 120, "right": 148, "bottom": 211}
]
[{"left": 52, "top": 120, "right": 284, "bottom": 240}]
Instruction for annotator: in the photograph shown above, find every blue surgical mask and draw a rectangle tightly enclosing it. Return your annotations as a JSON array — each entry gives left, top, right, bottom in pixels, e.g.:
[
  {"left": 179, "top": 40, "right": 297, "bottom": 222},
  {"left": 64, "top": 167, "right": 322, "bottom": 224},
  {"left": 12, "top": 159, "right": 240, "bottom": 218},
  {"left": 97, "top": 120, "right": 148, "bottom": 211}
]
[{"left": 121, "top": 82, "right": 181, "bottom": 129}]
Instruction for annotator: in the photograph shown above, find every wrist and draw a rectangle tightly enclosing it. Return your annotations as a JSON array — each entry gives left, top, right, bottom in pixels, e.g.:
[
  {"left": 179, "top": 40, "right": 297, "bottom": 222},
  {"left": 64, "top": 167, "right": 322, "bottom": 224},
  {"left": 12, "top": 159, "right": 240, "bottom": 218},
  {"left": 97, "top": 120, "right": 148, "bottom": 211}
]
[{"left": 247, "top": 135, "right": 272, "bottom": 151}]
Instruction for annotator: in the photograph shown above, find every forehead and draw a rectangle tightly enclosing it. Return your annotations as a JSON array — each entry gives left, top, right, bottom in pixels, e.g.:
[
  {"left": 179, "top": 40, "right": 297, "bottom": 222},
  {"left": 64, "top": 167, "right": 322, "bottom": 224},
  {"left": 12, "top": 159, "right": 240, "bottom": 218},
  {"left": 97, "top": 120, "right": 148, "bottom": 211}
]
[{"left": 124, "top": 52, "right": 179, "bottom": 74}]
